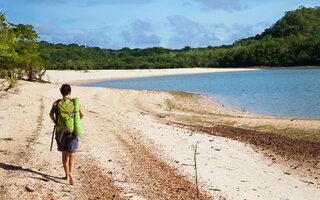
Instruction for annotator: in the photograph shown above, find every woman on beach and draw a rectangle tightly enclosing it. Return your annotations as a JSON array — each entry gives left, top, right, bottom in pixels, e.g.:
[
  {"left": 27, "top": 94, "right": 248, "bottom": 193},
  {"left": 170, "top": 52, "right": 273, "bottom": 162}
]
[{"left": 49, "top": 84, "right": 84, "bottom": 185}]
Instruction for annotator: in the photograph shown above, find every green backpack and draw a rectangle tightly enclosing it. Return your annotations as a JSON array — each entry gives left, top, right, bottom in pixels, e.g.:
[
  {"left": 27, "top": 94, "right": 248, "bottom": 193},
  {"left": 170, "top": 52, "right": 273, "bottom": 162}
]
[{"left": 56, "top": 99, "right": 75, "bottom": 134}]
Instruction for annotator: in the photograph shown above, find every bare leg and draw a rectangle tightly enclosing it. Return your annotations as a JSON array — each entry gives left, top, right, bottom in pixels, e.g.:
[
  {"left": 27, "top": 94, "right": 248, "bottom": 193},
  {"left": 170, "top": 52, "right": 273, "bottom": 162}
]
[
  {"left": 68, "top": 152, "right": 76, "bottom": 185},
  {"left": 62, "top": 151, "right": 69, "bottom": 180}
]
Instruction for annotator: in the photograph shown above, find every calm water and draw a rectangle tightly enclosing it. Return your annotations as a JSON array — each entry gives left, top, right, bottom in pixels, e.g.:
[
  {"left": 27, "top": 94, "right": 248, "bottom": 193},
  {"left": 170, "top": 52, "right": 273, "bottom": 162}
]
[{"left": 81, "top": 68, "right": 320, "bottom": 119}]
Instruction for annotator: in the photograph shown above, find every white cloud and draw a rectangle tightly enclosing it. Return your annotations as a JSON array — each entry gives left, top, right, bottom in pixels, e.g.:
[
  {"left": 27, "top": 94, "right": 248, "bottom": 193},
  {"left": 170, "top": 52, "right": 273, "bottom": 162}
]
[
  {"left": 193, "top": 0, "right": 242, "bottom": 11},
  {"left": 167, "top": 15, "right": 220, "bottom": 48},
  {"left": 34, "top": 19, "right": 112, "bottom": 47},
  {"left": 120, "top": 19, "right": 161, "bottom": 48}
]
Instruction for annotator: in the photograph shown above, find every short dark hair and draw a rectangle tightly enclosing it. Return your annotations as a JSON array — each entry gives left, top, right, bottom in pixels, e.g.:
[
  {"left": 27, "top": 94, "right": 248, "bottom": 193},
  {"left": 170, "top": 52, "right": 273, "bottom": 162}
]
[{"left": 60, "top": 84, "right": 71, "bottom": 96}]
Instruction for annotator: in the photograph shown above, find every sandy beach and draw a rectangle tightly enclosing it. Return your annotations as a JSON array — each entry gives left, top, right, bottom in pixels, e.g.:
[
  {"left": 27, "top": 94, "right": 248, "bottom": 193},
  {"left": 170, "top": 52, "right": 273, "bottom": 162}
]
[
  {"left": 44, "top": 68, "right": 259, "bottom": 84},
  {"left": 0, "top": 68, "right": 319, "bottom": 199}
]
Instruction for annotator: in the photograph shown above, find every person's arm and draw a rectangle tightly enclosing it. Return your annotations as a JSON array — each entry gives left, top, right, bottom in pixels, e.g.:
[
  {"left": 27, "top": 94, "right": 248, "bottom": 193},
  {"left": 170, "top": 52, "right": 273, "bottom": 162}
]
[
  {"left": 49, "top": 103, "right": 57, "bottom": 124},
  {"left": 79, "top": 106, "right": 84, "bottom": 119}
]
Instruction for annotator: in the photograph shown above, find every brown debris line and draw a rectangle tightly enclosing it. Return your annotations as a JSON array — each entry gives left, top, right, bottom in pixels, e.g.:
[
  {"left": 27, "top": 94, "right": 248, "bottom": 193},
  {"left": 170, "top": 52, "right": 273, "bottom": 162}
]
[
  {"left": 113, "top": 129, "right": 216, "bottom": 200},
  {"left": 171, "top": 122, "right": 320, "bottom": 164},
  {"left": 77, "top": 157, "right": 125, "bottom": 200}
]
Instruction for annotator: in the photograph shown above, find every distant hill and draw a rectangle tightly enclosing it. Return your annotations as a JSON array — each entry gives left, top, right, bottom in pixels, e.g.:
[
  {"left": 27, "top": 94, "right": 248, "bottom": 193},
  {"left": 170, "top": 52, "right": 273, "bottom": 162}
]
[
  {"left": 258, "top": 6, "right": 320, "bottom": 39},
  {"left": 39, "top": 6, "right": 320, "bottom": 70}
]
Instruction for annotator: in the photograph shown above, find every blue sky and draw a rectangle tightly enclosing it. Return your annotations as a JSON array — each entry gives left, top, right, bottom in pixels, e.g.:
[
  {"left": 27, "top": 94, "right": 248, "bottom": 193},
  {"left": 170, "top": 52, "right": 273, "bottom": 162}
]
[{"left": 0, "top": 0, "right": 319, "bottom": 49}]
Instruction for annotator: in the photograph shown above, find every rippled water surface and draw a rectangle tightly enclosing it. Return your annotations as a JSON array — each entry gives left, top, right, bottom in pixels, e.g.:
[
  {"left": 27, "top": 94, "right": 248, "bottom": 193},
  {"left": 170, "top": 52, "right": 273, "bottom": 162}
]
[{"left": 81, "top": 68, "right": 320, "bottom": 119}]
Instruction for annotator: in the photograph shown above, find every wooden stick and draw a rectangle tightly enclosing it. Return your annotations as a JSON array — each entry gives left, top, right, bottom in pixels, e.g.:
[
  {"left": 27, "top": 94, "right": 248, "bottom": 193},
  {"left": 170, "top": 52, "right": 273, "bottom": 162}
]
[{"left": 194, "top": 141, "right": 199, "bottom": 199}]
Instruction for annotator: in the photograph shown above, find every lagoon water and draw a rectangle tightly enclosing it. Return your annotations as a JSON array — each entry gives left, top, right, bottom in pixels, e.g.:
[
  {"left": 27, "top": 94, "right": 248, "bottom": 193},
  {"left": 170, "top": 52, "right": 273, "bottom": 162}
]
[{"left": 81, "top": 68, "right": 320, "bottom": 119}]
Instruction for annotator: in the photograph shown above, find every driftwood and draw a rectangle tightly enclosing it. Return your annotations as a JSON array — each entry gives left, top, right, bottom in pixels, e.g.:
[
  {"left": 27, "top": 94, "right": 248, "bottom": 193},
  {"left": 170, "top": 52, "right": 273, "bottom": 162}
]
[
  {"left": 38, "top": 69, "right": 46, "bottom": 80},
  {"left": 194, "top": 141, "right": 199, "bottom": 199},
  {"left": 4, "top": 84, "right": 13, "bottom": 92},
  {"left": 33, "top": 69, "right": 51, "bottom": 83}
]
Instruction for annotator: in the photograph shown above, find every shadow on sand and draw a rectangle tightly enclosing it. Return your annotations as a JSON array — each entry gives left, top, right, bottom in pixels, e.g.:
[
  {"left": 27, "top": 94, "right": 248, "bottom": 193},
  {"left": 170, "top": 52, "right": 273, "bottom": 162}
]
[{"left": 0, "top": 162, "right": 65, "bottom": 184}]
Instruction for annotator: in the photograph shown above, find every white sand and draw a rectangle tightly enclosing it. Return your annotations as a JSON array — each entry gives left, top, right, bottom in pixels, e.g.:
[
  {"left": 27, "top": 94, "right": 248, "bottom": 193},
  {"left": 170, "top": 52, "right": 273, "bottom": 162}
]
[{"left": 0, "top": 69, "right": 319, "bottom": 199}]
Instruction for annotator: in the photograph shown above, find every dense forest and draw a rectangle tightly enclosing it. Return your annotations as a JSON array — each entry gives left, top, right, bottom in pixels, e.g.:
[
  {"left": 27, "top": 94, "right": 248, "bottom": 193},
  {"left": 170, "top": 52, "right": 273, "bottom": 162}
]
[{"left": 38, "top": 6, "right": 320, "bottom": 70}]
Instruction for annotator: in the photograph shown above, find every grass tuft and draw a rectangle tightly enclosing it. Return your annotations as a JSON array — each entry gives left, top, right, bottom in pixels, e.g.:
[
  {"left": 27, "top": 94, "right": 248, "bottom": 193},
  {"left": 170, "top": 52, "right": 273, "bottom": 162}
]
[
  {"left": 0, "top": 149, "right": 10, "bottom": 154},
  {"left": 168, "top": 91, "right": 195, "bottom": 99},
  {"left": 165, "top": 99, "right": 183, "bottom": 111},
  {"left": 1, "top": 137, "right": 14, "bottom": 141},
  {"left": 165, "top": 97, "right": 233, "bottom": 118}
]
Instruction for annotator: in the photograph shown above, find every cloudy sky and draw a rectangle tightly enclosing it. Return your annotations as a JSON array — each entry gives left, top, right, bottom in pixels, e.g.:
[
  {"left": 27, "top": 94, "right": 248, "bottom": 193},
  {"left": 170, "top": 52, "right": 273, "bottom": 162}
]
[{"left": 0, "top": 0, "right": 318, "bottom": 49}]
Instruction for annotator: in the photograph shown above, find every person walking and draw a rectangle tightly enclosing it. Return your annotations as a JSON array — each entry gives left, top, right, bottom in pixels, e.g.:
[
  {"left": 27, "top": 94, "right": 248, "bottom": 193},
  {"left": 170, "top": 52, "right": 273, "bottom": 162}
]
[{"left": 49, "top": 84, "right": 83, "bottom": 185}]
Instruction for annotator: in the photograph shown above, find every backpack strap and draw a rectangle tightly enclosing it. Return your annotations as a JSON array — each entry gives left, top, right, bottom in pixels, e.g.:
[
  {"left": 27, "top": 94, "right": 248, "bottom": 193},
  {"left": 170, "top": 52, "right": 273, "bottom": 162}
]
[
  {"left": 50, "top": 99, "right": 62, "bottom": 124},
  {"left": 53, "top": 99, "right": 62, "bottom": 119},
  {"left": 54, "top": 99, "right": 62, "bottom": 106}
]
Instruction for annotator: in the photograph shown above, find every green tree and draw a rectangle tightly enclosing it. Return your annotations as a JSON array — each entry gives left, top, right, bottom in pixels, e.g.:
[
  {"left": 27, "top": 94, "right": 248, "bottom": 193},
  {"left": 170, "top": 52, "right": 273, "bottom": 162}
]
[
  {"left": 0, "top": 12, "right": 18, "bottom": 77},
  {"left": 0, "top": 11, "right": 44, "bottom": 83}
]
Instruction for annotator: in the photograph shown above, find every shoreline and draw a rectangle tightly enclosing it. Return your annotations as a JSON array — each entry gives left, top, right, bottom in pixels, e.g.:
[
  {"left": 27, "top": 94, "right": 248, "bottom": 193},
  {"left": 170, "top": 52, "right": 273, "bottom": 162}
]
[
  {"left": 57, "top": 68, "right": 319, "bottom": 121},
  {"left": 1, "top": 69, "right": 320, "bottom": 199},
  {"left": 44, "top": 68, "right": 259, "bottom": 85},
  {"left": 44, "top": 66, "right": 320, "bottom": 85},
  {"left": 201, "top": 94, "right": 320, "bottom": 121}
]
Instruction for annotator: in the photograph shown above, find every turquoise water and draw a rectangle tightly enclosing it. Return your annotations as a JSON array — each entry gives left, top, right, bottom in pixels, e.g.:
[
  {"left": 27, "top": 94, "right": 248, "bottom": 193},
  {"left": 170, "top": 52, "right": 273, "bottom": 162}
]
[{"left": 81, "top": 68, "right": 320, "bottom": 119}]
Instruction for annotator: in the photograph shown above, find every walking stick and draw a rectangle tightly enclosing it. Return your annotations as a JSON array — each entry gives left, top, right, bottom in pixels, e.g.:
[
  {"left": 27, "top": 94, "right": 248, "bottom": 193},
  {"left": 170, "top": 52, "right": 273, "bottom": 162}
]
[{"left": 50, "top": 125, "right": 56, "bottom": 152}]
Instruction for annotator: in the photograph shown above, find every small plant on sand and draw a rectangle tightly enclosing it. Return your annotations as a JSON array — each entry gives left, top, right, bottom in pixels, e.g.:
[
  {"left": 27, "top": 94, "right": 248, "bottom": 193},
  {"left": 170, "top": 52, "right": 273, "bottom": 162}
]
[
  {"left": 5, "top": 76, "right": 17, "bottom": 91},
  {"left": 0, "top": 79, "right": 6, "bottom": 87},
  {"left": 0, "top": 149, "right": 10, "bottom": 154},
  {"left": 166, "top": 99, "right": 179, "bottom": 111},
  {"left": 1, "top": 137, "right": 14, "bottom": 141},
  {"left": 222, "top": 120, "right": 237, "bottom": 126},
  {"left": 168, "top": 91, "right": 195, "bottom": 99},
  {"left": 30, "top": 140, "right": 42, "bottom": 145}
]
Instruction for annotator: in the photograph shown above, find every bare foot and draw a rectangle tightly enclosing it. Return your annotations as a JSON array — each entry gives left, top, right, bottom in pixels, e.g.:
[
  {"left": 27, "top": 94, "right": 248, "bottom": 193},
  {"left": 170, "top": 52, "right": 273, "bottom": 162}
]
[
  {"left": 69, "top": 173, "right": 74, "bottom": 185},
  {"left": 63, "top": 175, "right": 68, "bottom": 181}
]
